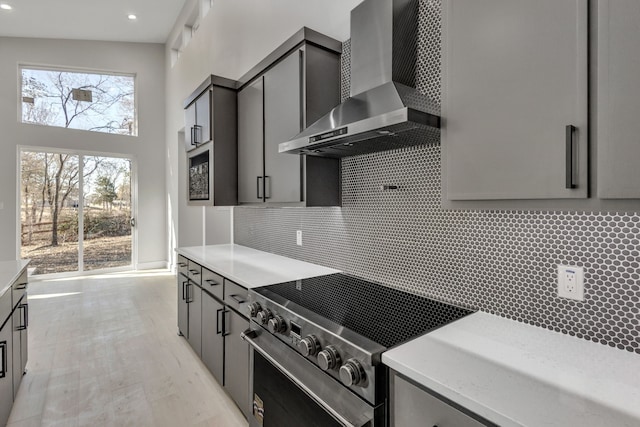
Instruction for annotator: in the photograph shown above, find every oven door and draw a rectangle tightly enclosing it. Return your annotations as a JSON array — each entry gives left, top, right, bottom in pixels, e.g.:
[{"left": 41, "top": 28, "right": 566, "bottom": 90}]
[{"left": 241, "top": 326, "right": 381, "bottom": 427}]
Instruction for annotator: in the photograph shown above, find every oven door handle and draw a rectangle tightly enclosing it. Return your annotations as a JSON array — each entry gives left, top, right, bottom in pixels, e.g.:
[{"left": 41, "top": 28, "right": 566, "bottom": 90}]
[{"left": 241, "top": 329, "right": 357, "bottom": 427}]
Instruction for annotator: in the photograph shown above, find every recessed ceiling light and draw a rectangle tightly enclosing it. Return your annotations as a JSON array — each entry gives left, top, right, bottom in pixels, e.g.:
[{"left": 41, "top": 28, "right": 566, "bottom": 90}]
[
  {"left": 127, "top": 14, "right": 137, "bottom": 20},
  {"left": 0, "top": 4, "right": 12, "bottom": 10}
]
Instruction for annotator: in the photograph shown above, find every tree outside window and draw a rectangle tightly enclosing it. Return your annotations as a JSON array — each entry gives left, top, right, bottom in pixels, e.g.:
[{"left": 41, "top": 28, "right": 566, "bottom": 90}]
[{"left": 21, "top": 67, "right": 136, "bottom": 136}]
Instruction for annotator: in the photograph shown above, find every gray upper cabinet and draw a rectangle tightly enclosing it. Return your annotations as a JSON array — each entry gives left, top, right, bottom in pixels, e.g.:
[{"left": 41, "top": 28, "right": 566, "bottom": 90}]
[
  {"left": 238, "top": 78, "right": 265, "bottom": 204},
  {"left": 184, "top": 76, "right": 238, "bottom": 206},
  {"left": 184, "top": 90, "right": 211, "bottom": 150},
  {"left": 442, "top": 0, "right": 588, "bottom": 203},
  {"left": 236, "top": 28, "right": 342, "bottom": 206},
  {"left": 264, "top": 50, "right": 304, "bottom": 203},
  {"left": 597, "top": 0, "right": 640, "bottom": 199}
]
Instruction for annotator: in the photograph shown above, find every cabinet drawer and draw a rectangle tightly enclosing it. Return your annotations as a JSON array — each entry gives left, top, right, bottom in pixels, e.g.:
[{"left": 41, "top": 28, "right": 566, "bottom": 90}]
[
  {"left": 177, "top": 255, "right": 189, "bottom": 277},
  {"left": 392, "top": 372, "right": 488, "bottom": 427},
  {"left": 12, "top": 271, "right": 27, "bottom": 309},
  {"left": 224, "top": 279, "right": 248, "bottom": 316},
  {"left": 202, "top": 268, "right": 224, "bottom": 300},
  {"left": 187, "top": 260, "right": 202, "bottom": 285}
]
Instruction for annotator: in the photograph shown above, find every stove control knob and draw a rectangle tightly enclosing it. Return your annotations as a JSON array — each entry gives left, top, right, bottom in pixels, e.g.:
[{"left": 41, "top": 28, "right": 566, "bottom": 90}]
[
  {"left": 247, "top": 302, "right": 261, "bottom": 318},
  {"left": 317, "top": 346, "right": 341, "bottom": 371},
  {"left": 340, "top": 359, "right": 366, "bottom": 387},
  {"left": 256, "top": 309, "right": 273, "bottom": 325},
  {"left": 268, "top": 315, "right": 287, "bottom": 334},
  {"left": 297, "top": 335, "right": 320, "bottom": 357}
]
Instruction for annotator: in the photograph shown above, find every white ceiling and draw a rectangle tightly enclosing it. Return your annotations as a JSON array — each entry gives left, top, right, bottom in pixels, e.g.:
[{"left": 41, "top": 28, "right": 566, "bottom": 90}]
[{"left": 0, "top": 0, "right": 186, "bottom": 43}]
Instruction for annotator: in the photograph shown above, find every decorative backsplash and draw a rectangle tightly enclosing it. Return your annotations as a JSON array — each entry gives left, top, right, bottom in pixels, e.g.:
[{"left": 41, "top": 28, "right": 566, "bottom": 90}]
[{"left": 234, "top": 0, "right": 640, "bottom": 355}]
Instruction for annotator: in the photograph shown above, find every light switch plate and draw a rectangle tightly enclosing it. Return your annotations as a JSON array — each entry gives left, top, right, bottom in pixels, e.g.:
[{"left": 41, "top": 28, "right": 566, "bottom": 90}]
[
  {"left": 296, "top": 230, "right": 302, "bottom": 246},
  {"left": 558, "top": 265, "right": 584, "bottom": 301}
]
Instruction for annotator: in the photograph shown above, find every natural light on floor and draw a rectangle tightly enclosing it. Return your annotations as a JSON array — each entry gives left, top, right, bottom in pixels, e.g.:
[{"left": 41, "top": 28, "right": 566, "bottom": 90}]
[
  {"left": 30, "top": 269, "right": 173, "bottom": 282},
  {"left": 28, "top": 292, "right": 82, "bottom": 300}
]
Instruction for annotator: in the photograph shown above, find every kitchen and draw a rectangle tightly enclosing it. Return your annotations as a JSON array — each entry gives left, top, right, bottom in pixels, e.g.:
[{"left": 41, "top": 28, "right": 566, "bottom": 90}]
[{"left": 1, "top": 0, "right": 640, "bottom": 426}]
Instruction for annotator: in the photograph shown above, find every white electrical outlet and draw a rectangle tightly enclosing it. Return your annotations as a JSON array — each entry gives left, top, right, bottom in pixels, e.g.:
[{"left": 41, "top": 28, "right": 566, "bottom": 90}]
[
  {"left": 558, "top": 265, "right": 584, "bottom": 301},
  {"left": 296, "top": 230, "right": 302, "bottom": 246}
]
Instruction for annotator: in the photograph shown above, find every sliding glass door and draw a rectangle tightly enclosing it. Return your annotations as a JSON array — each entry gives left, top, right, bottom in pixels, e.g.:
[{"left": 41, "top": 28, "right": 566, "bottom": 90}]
[{"left": 20, "top": 149, "right": 135, "bottom": 276}]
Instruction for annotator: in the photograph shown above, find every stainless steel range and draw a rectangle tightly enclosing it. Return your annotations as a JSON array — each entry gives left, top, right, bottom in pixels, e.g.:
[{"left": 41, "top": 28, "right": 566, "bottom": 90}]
[{"left": 241, "top": 273, "right": 473, "bottom": 427}]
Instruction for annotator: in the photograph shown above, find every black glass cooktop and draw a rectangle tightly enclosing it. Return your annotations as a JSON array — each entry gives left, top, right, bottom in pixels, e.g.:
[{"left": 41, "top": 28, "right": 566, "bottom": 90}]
[{"left": 256, "top": 273, "right": 473, "bottom": 349}]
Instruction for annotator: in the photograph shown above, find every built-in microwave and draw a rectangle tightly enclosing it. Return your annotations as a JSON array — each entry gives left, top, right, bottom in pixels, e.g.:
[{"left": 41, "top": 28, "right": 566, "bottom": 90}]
[{"left": 187, "top": 142, "right": 214, "bottom": 206}]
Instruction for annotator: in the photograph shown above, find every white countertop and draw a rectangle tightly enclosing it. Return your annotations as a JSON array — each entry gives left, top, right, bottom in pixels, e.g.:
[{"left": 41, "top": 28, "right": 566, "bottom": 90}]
[
  {"left": 176, "top": 244, "right": 339, "bottom": 289},
  {"left": 0, "top": 259, "right": 30, "bottom": 298},
  {"left": 382, "top": 311, "right": 640, "bottom": 427}
]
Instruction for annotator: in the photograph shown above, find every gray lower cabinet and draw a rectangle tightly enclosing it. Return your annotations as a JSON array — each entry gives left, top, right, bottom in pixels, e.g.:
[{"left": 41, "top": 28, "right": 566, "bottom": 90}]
[
  {"left": 177, "top": 257, "right": 251, "bottom": 418},
  {"left": 0, "top": 317, "right": 14, "bottom": 426},
  {"left": 12, "top": 298, "right": 28, "bottom": 398},
  {"left": 223, "top": 308, "right": 250, "bottom": 419},
  {"left": 442, "top": 0, "right": 588, "bottom": 204},
  {"left": 201, "top": 290, "right": 224, "bottom": 384},
  {"left": 186, "top": 281, "right": 202, "bottom": 357},
  {"left": 177, "top": 274, "right": 189, "bottom": 337},
  {"left": 391, "top": 371, "right": 487, "bottom": 427},
  {"left": 597, "top": 0, "right": 640, "bottom": 199}
]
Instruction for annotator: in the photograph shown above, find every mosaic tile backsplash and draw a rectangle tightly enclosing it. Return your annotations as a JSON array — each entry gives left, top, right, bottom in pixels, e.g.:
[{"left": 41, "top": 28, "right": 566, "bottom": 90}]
[{"left": 235, "top": 0, "right": 640, "bottom": 354}]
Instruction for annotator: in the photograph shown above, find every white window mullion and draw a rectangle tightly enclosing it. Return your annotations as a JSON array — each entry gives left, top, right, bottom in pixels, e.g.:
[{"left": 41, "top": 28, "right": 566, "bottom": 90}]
[{"left": 78, "top": 155, "right": 84, "bottom": 273}]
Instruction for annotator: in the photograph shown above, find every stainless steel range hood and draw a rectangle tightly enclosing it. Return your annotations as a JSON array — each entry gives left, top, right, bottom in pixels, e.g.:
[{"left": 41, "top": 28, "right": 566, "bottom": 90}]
[{"left": 279, "top": 0, "right": 440, "bottom": 158}]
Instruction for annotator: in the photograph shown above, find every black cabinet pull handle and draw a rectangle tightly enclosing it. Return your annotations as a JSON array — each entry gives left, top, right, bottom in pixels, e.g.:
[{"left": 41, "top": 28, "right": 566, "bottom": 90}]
[
  {"left": 16, "top": 283, "right": 27, "bottom": 290},
  {"left": 182, "top": 280, "right": 187, "bottom": 301},
  {"left": 190, "top": 127, "right": 196, "bottom": 146},
  {"left": 24, "top": 303, "right": 29, "bottom": 329},
  {"left": 257, "top": 176, "right": 263, "bottom": 200},
  {"left": 194, "top": 125, "right": 202, "bottom": 144},
  {"left": 0, "top": 341, "right": 6, "bottom": 378},
  {"left": 216, "top": 308, "right": 224, "bottom": 335},
  {"left": 17, "top": 303, "right": 28, "bottom": 330},
  {"left": 566, "top": 125, "right": 577, "bottom": 189},
  {"left": 189, "top": 269, "right": 200, "bottom": 276},
  {"left": 205, "top": 279, "right": 219, "bottom": 286},
  {"left": 178, "top": 262, "right": 187, "bottom": 268},
  {"left": 264, "top": 176, "right": 271, "bottom": 199},
  {"left": 223, "top": 310, "right": 231, "bottom": 337},
  {"left": 186, "top": 282, "right": 193, "bottom": 303},
  {"left": 229, "top": 294, "right": 246, "bottom": 304}
]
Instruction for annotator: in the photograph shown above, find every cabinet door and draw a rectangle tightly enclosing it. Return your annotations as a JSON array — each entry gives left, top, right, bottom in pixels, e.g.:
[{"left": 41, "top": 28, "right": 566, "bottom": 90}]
[
  {"left": 185, "top": 102, "right": 197, "bottom": 150},
  {"left": 195, "top": 90, "right": 212, "bottom": 144},
  {"left": 224, "top": 309, "right": 250, "bottom": 418},
  {"left": 177, "top": 275, "right": 189, "bottom": 337},
  {"left": 187, "top": 283, "right": 202, "bottom": 356},
  {"left": 442, "top": 0, "right": 588, "bottom": 201},
  {"left": 201, "top": 291, "right": 224, "bottom": 384},
  {"left": 597, "top": 1, "right": 640, "bottom": 198},
  {"left": 264, "top": 50, "right": 303, "bottom": 203},
  {"left": 12, "top": 297, "right": 27, "bottom": 399},
  {"left": 0, "top": 321, "right": 13, "bottom": 427},
  {"left": 20, "top": 303, "right": 27, "bottom": 382},
  {"left": 238, "top": 78, "right": 265, "bottom": 203}
]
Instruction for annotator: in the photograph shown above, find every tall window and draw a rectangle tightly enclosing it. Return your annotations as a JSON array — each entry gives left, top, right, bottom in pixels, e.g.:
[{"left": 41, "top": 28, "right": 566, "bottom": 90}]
[{"left": 20, "top": 66, "right": 137, "bottom": 136}]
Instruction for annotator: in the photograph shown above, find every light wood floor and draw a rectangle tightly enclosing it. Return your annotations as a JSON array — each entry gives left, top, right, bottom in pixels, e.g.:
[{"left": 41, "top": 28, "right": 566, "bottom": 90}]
[{"left": 7, "top": 270, "right": 248, "bottom": 427}]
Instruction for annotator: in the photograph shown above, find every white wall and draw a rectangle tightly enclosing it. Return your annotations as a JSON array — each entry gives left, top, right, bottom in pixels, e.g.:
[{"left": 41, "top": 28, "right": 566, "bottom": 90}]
[
  {"left": 0, "top": 37, "right": 166, "bottom": 266},
  {"left": 165, "top": 0, "right": 361, "bottom": 266}
]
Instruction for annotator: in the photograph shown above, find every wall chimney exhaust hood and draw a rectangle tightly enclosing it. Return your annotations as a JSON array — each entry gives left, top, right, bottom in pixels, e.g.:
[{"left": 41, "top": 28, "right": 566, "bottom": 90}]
[{"left": 279, "top": 0, "right": 440, "bottom": 158}]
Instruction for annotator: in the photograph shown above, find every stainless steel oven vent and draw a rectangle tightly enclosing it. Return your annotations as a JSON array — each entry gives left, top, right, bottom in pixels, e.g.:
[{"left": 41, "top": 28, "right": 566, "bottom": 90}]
[{"left": 279, "top": 0, "right": 440, "bottom": 158}]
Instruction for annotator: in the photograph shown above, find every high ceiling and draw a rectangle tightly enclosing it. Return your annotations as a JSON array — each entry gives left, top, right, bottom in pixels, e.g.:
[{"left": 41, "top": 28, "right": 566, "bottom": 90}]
[{"left": 0, "top": 0, "right": 186, "bottom": 43}]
